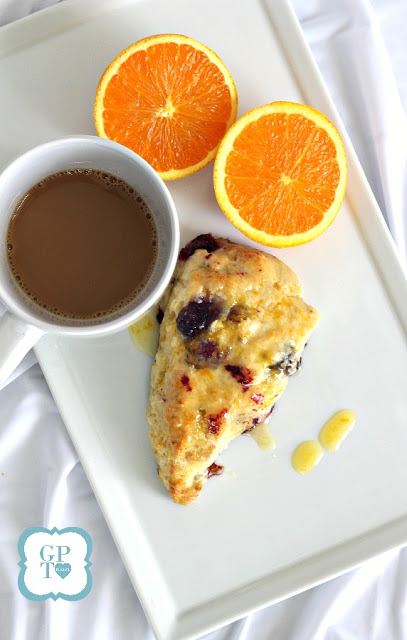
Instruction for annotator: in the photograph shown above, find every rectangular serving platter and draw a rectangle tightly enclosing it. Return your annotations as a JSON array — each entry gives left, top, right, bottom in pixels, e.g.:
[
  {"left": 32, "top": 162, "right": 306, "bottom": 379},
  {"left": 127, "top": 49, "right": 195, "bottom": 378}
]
[{"left": 1, "top": 0, "right": 407, "bottom": 638}]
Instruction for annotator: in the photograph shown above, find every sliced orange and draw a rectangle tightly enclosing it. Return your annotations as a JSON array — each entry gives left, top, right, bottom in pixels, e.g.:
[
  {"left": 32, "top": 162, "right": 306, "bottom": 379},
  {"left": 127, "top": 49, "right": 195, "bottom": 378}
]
[
  {"left": 94, "top": 34, "right": 238, "bottom": 180},
  {"left": 213, "top": 102, "right": 347, "bottom": 247}
]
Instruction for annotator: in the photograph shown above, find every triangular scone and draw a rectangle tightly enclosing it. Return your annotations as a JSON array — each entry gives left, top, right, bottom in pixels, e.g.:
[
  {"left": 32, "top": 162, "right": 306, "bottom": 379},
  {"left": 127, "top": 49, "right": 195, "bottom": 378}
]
[{"left": 147, "top": 235, "right": 319, "bottom": 505}]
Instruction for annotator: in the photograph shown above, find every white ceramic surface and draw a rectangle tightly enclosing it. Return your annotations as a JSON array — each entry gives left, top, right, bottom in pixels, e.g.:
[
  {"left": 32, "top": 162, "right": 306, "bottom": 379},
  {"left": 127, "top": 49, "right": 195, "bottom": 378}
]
[{"left": 1, "top": 1, "right": 407, "bottom": 639}]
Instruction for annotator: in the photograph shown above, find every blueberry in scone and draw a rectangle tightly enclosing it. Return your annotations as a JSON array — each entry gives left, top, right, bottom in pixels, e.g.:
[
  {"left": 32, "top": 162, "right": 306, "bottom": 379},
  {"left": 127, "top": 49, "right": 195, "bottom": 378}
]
[{"left": 147, "top": 236, "right": 319, "bottom": 505}]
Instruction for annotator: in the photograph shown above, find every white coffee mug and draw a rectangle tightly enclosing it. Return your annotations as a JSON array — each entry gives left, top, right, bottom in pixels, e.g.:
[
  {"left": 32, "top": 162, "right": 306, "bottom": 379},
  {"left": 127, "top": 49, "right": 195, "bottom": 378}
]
[{"left": 0, "top": 135, "right": 179, "bottom": 385}]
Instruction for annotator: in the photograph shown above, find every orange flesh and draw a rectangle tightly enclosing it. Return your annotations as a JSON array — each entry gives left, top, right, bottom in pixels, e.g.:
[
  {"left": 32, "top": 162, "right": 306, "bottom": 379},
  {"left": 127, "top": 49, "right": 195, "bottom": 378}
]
[
  {"left": 102, "top": 43, "right": 233, "bottom": 172},
  {"left": 224, "top": 114, "right": 340, "bottom": 235}
]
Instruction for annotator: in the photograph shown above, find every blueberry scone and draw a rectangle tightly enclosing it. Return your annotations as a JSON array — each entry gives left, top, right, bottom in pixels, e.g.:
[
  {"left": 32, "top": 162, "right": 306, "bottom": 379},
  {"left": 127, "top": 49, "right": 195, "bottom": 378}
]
[{"left": 147, "top": 235, "right": 319, "bottom": 505}]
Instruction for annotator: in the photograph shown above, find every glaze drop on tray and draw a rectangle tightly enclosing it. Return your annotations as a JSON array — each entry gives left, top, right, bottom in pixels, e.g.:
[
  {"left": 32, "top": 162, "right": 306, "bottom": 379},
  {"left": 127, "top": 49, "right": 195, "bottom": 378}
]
[
  {"left": 147, "top": 235, "right": 319, "bottom": 505},
  {"left": 319, "top": 409, "right": 356, "bottom": 452}
]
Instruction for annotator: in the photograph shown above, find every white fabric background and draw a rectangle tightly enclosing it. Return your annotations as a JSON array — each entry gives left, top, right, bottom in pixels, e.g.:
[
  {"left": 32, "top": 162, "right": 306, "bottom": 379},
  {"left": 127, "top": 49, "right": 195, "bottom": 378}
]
[{"left": 1, "top": 1, "right": 406, "bottom": 639}]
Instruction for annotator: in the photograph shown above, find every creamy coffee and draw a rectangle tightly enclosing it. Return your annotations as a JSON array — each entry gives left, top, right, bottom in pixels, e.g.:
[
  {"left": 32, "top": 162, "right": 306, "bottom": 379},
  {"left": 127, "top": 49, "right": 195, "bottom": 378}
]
[{"left": 6, "top": 169, "right": 157, "bottom": 322}]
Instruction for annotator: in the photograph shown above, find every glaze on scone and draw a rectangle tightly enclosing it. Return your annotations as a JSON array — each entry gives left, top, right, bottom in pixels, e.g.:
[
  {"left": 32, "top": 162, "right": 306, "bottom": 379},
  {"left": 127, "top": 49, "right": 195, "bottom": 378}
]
[{"left": 147, "top": 235, "right": 319, "bottom": 505}]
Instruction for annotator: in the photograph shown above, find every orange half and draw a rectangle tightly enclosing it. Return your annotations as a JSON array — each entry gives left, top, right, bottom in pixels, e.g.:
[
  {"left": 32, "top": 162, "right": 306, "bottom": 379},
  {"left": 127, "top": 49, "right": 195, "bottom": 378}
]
[
  {"left": 94, "top": 34, "right": 238, "bottom": 180},
  {"left": 214, "top": 102, "right": 347, "bottom": 247}
]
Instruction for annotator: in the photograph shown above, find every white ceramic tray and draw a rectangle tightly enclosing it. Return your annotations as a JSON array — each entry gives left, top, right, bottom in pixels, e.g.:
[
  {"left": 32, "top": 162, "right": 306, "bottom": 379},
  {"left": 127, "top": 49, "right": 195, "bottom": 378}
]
[{"left": 2, "top": 1, "right": 407, "bottom": 638}]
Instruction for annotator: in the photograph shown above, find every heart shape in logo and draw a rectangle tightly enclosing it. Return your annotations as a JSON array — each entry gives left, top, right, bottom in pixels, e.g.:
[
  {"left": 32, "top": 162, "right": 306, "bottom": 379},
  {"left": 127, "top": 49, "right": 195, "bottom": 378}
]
[{"left": 54, "top": 562, "right": 71, "bottom": 579}]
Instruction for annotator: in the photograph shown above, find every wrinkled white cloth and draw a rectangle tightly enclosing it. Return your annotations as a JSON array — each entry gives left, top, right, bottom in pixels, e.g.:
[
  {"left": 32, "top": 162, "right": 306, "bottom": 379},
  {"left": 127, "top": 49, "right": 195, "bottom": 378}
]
[{"left": 1, "top": 1, "right": 407, "bottom": 639}]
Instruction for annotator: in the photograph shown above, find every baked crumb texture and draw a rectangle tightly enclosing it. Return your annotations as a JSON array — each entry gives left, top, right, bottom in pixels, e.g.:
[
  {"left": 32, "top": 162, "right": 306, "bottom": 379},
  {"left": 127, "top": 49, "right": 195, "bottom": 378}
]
[{"left": 147, "top": 236, "right": 319, "bottom": 505}]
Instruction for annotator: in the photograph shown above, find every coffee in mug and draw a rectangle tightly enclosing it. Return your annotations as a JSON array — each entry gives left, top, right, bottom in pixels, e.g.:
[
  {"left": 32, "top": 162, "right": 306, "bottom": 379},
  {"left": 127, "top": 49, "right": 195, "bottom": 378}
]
[
  {"left": 0, "top": 135, "right": 179, "bottom": 386},
  {"left": 6, "top": 168, "right": 158, "bottom": 324}
]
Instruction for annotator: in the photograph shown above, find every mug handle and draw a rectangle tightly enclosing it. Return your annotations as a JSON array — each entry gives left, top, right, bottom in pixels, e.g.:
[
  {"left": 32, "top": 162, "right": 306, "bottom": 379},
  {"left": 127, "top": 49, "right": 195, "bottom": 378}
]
[{"left": 0, "top": 312, "right": 43, "bottom": 386}]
